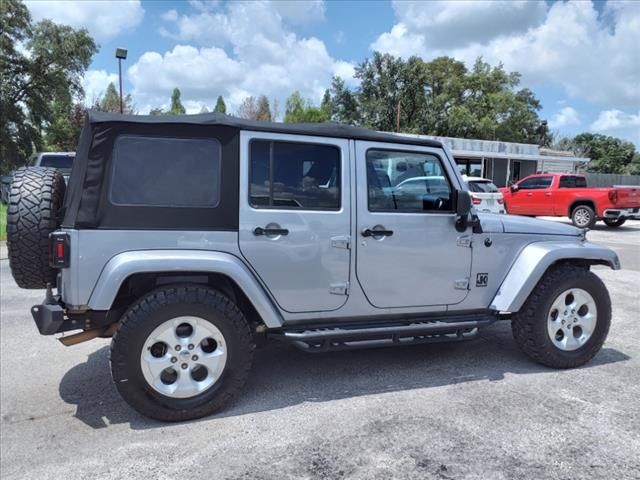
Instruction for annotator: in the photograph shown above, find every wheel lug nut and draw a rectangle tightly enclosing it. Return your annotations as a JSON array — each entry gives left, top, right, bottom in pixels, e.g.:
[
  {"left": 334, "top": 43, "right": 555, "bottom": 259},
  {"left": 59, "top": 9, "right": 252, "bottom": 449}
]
[
  {"left": 175, "top": 345, "right": 181, "bottom": 351},
  {"left": 181, "top": 363, "right": 188, "bottom": 370},
  {"left": 188, "top": 344, "right": 194, "bottom": 350},
  {"left": 192, "top": 355, "right": 198, "bottom": 361},
  {"left": 171, "top": 357, "right": 177, "bottom": 363}
]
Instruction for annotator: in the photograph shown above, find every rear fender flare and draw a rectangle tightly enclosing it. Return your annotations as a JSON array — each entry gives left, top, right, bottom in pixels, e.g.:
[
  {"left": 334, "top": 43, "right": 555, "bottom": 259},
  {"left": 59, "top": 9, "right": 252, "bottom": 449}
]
[
  {"left": 490, "top": 241, "right": 620, "bottom": 313},
  {"left": 87, "top": 250, "right": 283, "bottom": 328}
]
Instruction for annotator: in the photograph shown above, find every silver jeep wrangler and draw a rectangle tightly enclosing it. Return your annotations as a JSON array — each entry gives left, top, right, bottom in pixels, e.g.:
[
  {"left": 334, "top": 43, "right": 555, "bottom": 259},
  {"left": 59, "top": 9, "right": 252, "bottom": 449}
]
[{"left": 7, "top": 111, "right": 620, "bottom": 421}]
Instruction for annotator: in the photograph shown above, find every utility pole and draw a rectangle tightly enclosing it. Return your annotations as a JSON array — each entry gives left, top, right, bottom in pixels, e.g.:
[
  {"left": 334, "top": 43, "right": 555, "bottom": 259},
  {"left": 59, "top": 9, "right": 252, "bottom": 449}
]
[
  {"left": 396, "top": 98, "right": 401, "bottom": 132},
  {"left": 115, "top": 48, "right": 128, "bottom": 114}
]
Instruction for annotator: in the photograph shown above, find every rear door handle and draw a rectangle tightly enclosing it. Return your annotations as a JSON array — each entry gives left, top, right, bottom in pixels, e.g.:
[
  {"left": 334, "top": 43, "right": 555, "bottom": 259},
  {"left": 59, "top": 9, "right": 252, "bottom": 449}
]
[
  {"left": 361, "top": 228, "right": 394, "bottom": 237},
  {"left": 253, "top": 226, "right": 289, "bottom": 236}
]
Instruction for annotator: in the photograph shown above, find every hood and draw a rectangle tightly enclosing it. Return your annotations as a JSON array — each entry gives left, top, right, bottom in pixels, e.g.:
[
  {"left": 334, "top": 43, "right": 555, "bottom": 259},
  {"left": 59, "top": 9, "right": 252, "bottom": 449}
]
[{"left": 477, "top": 213, "right": 581, "bottom": 236}]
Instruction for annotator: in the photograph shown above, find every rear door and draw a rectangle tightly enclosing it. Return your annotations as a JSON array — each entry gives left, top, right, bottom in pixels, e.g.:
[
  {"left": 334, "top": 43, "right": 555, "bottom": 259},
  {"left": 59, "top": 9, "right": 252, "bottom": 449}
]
[
  {"left": 238, "top": 131, "right": 351, "bottom": 313},
  {"left": 355, "top": 142, "right": 472, "bottom": 308}
]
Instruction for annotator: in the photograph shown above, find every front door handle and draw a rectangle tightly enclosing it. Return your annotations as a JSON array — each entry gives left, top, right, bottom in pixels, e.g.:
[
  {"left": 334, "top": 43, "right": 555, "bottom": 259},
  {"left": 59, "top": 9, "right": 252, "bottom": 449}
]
[
  {"left": 253, "top": 226, "right": 289, "bottom": 236},
  {"left": 526, "top": 192, "right": 533, "bottom": 196},
  {"left": 361, "top": 227, "right": 394, "bottom": 237}
]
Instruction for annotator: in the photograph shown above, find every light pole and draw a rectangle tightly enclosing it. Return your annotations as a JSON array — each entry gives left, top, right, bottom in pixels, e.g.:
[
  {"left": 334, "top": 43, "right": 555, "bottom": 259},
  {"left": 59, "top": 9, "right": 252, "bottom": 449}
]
[{"left": 115, "top": 48, "right": 128, "bottom": 114}]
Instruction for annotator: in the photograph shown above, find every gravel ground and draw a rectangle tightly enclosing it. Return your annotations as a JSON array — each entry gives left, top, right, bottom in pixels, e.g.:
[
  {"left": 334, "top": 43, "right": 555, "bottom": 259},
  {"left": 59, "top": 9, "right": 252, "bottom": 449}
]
[{"left": 1, "top": 220, "right": 639, "bottom": 480}]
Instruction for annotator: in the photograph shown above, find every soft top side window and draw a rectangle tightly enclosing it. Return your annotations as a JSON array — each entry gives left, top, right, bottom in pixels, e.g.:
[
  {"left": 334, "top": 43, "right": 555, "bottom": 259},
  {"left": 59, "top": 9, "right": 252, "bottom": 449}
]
[
  {"left": 366, "top": 149, "right": 453, "bottom": 213},
  {"left": 249, "top": 140, "right": 341, "bottom": 210}
]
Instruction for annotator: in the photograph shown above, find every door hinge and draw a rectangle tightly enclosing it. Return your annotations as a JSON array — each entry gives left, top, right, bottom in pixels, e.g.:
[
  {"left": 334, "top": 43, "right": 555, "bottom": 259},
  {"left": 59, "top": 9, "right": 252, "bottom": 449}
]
[
  {"left": 331, "top": 235, "right": 351, "bottom": 249},
  {"left": 330, "top": 282, "right": 350, "bottom": 295},
  {"left": 456, "top": 235, "right": 473, "bottom": 248},
  {"left": 454, "top": 278, "right": 470, "bottom": 290}
]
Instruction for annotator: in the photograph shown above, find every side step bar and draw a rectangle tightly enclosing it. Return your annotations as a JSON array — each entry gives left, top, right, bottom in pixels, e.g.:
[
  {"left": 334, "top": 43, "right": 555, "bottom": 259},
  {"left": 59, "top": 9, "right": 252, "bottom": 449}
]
[{"left": 268, "top": 315, "right": 498, "bottom": 353}]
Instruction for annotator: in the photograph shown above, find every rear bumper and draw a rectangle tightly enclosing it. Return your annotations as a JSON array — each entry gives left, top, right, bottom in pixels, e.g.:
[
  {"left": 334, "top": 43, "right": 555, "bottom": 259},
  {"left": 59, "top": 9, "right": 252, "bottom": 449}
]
[
  {"left": 603, "top": 207, "right": 640, "bottom": 220},
  {"left": 31, "top": 300, "right": 66, "bottom": 335}
]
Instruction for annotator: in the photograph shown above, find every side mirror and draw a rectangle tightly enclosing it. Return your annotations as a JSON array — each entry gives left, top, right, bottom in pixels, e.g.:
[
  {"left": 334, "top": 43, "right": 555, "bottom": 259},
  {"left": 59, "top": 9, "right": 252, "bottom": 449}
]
[
  {"left": 455, "top": 190, "right": 472, "bottom": 216},
  {"left": 510, "top": 184, "right": 519, "bottom": 192}
]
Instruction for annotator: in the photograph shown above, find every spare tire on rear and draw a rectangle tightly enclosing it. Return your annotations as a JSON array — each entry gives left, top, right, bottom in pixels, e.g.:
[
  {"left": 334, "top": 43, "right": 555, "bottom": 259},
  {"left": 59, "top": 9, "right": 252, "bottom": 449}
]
[{"left": 7, "top": 167, "right": 66, "bottom": 289}]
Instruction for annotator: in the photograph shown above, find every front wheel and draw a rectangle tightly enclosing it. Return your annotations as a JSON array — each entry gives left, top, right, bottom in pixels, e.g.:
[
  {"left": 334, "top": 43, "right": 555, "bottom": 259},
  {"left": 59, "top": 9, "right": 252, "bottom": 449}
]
[
  {"left": 110, "top": 286, "right": 255, "bottom": 421},
  {"left": 511, "top": 265, "right": 611, "bottom": 369},
  {"left": 603, "top": 218, "right": 626, "bottom": 228}
]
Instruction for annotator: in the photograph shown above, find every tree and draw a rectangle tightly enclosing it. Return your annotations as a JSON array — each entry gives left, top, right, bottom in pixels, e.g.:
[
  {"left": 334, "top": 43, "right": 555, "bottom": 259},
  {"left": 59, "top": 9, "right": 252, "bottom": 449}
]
[
  {"left": 236, "top": 96, "right": 258, "bottom": 119},
  {"left": 572, "top": 133, "right": 637, "bottom": 174},
  {"left": 284, "top": 91, "right": 330, "bottom": 123},
  {"left": 44, "top": 91, "right": 86, "bottom": 151},
  {"left": 327, "top": 52, "right": 549, "bottom": 144},
  {"left": 169, "top": 88, "right": 186, "bottom": 114},
  {"left": 95, "top": 82, "right": 135, "bottom": 114},
  {"left": 256, "top": 95, "right": 272, "bottom": 121},
  {"left": 214, "top": 95, "right": 226, "bottom": 114},
  {"left": 1, "top": 0, "right": 97, "bottom": 171}
]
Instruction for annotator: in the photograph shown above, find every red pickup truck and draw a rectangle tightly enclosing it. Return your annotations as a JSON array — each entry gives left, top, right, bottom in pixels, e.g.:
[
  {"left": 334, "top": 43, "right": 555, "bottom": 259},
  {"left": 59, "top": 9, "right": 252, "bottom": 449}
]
[{"left": 500, "top": 173, "right": 640, "bottom": 228}]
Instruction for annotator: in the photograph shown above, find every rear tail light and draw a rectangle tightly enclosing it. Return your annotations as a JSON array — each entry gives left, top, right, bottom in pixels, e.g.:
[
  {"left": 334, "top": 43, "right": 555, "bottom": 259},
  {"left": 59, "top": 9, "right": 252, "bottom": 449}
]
[
  {"left": 497, "top": 198, "right": 504, "bottom": 204},
  {"left": 608, "top": 190, "right": 618, "bottom": 204},
  {"left": 471, "top": 195, "right": 482, "bottom": 205},
  {"left": 49, "top": 232, "right": 70, "bottom": 268}
]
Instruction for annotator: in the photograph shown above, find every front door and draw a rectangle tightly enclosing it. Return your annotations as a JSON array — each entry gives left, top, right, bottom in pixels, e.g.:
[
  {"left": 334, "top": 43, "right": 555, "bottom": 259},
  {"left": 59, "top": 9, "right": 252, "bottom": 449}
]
[
  {"left": 355, "top": 141, "right": 472, "bottom": 308},
  {"left": 509, "top": 175, "right": 554, "bottom": 215},
  {"left": 238, "top": 132, "right": 351, "bottom": 313}
]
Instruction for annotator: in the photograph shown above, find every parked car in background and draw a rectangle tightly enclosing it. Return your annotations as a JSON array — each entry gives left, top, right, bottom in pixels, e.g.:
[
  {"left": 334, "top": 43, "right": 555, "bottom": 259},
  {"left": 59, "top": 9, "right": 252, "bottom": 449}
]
[
  {"left": 500, "top": 173, "right": 640, "bottom": 228},
  {"left": 0, "top": 152, "right": 75, "bottom": 204},
  {"left": 463, "top": 176, "right": 505, "bottom": 214}
]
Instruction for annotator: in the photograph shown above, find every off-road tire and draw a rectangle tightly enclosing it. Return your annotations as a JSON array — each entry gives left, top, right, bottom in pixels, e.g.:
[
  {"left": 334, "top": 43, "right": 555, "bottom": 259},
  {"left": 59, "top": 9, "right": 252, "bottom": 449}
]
[
  {"left": 110, "top": 285, "right": 255, "bottom": 422},
  {"left": 603, "top": 218, "right": 626, "bottom": 228},
  {"left": 511, "top": 265, "right": 611, "bottom": 369},
  {"left": 570, "top": 205, "right": 596, "bottom": 229},
  {"left": 7, "top": 167, "right": 66, "bottom": 289}
]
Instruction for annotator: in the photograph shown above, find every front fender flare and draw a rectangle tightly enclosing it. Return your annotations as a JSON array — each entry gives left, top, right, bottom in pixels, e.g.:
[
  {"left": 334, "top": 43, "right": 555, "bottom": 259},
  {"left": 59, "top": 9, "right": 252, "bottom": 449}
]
[
  {"left": 87, "top": 250, "right": 283, "bottom": 328},
  {"left": 490, "top": 241, "right": 620, "bottom": 313}
]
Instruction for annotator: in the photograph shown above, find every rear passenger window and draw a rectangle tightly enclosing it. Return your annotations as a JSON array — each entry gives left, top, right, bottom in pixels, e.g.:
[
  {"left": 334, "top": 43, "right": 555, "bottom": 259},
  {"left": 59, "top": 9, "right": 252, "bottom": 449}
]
[
  {"left": 366, "top": 149, "right": 453, "bottom": 212},
  {"left": 559, "top": 176, "right": 576, "bottom": 188},
  {"left": 249, "top": 140, "right": 340, "bottom": 210},
  {"left": 110, "top": 135, "right": 221, "bottom": 207}
]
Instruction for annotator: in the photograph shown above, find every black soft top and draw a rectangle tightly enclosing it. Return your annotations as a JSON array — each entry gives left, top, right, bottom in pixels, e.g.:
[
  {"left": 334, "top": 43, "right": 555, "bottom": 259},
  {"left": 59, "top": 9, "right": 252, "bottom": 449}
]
[
  {"left": 86, "top": 110, "right": 442, "bottom": 148},
  {"left": 63, "top": 111, "right": 442, "bottom": 231}
]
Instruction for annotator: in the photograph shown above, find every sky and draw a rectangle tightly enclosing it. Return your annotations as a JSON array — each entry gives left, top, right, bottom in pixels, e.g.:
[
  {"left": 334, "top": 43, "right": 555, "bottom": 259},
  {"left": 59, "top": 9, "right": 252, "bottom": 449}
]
[{"left": 24, "top": 0, "right": 640, "bottom": 146}]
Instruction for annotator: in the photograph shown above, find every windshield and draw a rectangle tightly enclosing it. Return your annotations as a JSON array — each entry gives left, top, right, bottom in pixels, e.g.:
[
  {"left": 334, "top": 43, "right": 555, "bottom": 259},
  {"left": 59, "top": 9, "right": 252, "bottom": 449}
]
[
  {"left": 39, "top": 154, "right": 74, "bottom": 169},
  {"left": 468, "top": 180, "right": 499, "bottom": 193}
]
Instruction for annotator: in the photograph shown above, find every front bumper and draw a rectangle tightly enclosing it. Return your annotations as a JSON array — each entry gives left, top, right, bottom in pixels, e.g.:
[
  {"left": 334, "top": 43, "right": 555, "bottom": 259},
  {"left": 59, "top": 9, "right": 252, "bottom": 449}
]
[{"left": 603, "top": 207, "right": 640, "bottom": 220}]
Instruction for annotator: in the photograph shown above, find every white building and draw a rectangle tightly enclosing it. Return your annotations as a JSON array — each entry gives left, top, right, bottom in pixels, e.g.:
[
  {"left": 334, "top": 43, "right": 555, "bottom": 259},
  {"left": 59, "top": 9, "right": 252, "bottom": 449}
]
[{"left": 395, "top": 134, "right": 590, "bottom": 187}]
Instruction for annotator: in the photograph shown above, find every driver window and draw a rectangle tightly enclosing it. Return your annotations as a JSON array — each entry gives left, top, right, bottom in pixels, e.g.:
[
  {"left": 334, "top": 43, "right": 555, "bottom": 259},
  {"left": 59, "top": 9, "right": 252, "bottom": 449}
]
[{"left": 366, "top": 149, "right": 453, "bottom": 212}]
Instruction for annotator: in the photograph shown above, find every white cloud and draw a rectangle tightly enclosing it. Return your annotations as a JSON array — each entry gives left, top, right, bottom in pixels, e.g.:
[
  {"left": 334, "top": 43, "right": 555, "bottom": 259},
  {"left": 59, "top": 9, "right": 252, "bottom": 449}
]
[
  {"left": 590, "top": 110, "right": 640, "bottom": 142},
  {"left": 549, "top": 107, "right": 581, "bottom": 129},
  {"left": 25, "top": 0, "right": 144, "bottom": 43},
  {"left": 372, "top": 0, "right": 640, "bottom": 110},
  {"left": 82, "top": 70, "right": 118, "bottom": 105},
  {"left": 131, "top": 1, "right": 351, "bottom": 115}
]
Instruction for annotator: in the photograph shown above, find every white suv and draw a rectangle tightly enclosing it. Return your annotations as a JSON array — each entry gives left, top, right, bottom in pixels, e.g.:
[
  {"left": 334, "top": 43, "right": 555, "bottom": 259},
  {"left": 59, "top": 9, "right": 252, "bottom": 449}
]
[{"left": 463, "top": 176, "right": 505, "bottom": 214}]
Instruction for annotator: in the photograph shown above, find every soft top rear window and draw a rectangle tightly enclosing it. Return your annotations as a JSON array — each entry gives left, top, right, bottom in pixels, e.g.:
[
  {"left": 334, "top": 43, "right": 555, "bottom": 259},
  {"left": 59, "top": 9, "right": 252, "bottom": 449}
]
[{"left": 110, "top": 135, "right": 221, "bottom": 207}]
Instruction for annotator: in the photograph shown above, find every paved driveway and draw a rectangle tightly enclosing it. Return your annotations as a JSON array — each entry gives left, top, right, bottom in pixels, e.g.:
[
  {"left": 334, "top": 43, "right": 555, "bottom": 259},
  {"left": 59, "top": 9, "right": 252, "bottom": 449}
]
[{"left": 1, "top": 222, "right": 639, "bottom": 479}]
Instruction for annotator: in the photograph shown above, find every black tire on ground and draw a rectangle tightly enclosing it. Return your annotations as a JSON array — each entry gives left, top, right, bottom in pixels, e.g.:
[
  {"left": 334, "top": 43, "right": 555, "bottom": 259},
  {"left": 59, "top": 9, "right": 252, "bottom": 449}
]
[
  {"left": 603, "top": 218, "right": 626, "bottom": 228},
  {"left": 511, "top": 264, "right": 611, "bottom": 369},
  {"left": 110, "top": 285, "right": 255, "bottom": 422},
  {"left": 570, "top": 204, "right": 596, "bottom": 228},
  {"left": 7, "top": 167, "right": 66, "bottom": 289}
]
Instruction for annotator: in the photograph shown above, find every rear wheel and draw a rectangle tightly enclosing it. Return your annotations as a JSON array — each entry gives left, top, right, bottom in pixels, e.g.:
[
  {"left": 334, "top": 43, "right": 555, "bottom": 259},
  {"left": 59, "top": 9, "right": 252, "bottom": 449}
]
[
  {"left": 110, "top": 285, "right": 255, "bottom": 421},
  {"left": 7, "top": 167, "right": 66, "bottom": 289},
  {"left": 603, "top": 218, "right": 626, "bottom": 228},
  {"left": 571, "top": 205, "right": 596, "bottom": 228},
  {"left": 511, "top": 265, "right": 611, "bottom": 369}
]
